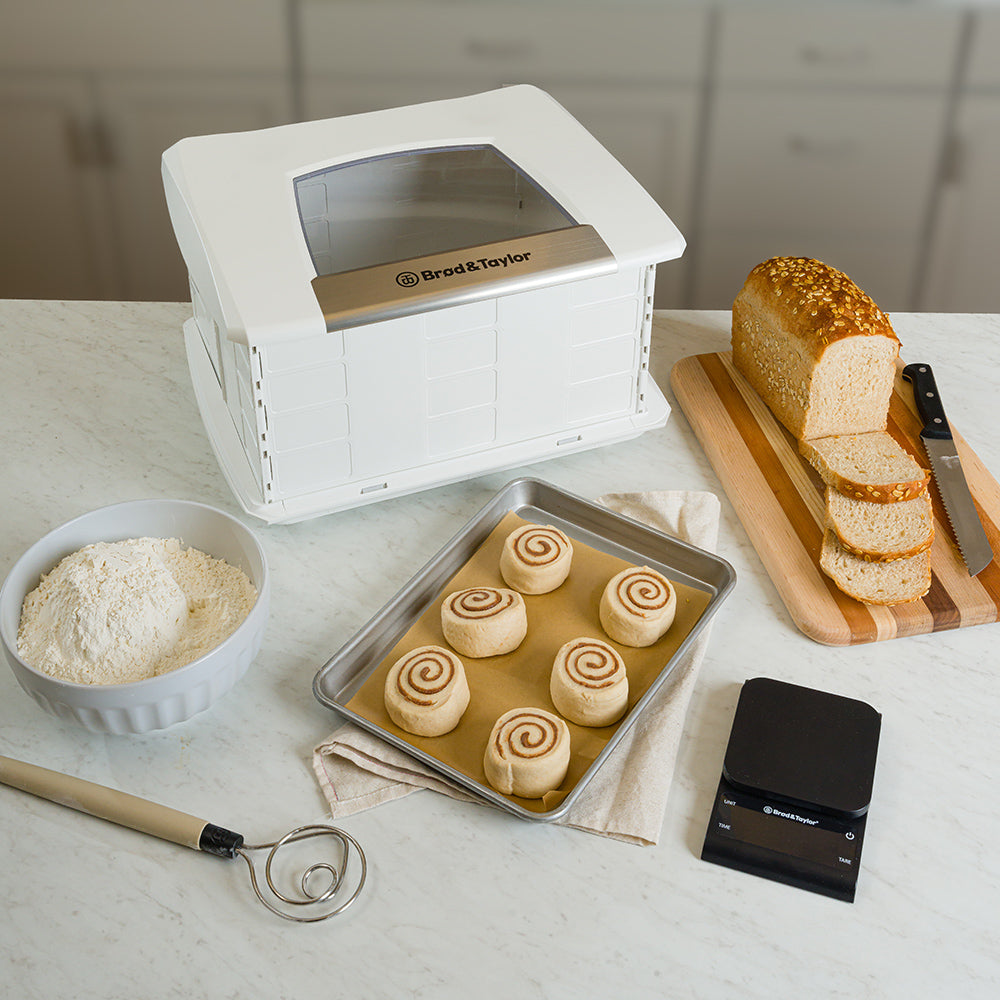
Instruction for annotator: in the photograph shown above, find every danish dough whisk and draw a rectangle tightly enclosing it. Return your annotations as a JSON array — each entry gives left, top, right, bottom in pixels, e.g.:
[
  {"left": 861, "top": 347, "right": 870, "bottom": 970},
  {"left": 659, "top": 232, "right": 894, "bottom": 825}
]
[{"left": 0, "top": 754, "right": 366, "bottom": 923}]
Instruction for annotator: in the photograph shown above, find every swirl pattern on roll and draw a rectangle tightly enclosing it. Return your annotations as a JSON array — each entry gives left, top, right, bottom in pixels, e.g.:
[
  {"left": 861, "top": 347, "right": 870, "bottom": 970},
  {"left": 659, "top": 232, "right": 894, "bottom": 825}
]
[
  {"left": 384, "top": 645, "right": 470, "bottom": 737},
  {"left": 616, "top": 568, "right": 672, "bottom": 614},
  {"left": 558, "top": 639, "right": 624, "bottom": 690},
  {"left": 493, "top": 709, "right": 563, "bottom": 759},
  {"left": 550, "top": 637, "right": 628, "bottom": 727},
  {"left": 394, "top": 647, "right": 460, "bottom": 705},
  {"left": 599, "top": 566, "right": 677, "bottom": 647},
  {"left": 441, "top": 587, "right": 527, "bottom": 658},
  {"left": 483, "top": 707, "right": 571, "bottom": 798},
  {"left": 499, "top": 524, "right": 573, "bottom": 594},
  {"left": 445, "top": 588, "right": 518, "bottom": 619}
]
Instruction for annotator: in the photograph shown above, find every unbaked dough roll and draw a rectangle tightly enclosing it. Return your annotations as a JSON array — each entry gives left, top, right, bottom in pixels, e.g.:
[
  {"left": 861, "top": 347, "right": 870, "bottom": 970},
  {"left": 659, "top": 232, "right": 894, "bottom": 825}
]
[
  {"left": 599, "top": 566, "right": 676, "bottom": 647},
  {"left": 441, "top": 587, "right": 527, "bottom": 658},
  {"left": 499, "top": 523, "right": 573, "bottom": 594},
  {"left": 549, "top": 637, "right": 628, "bottom": 727},
  {"left": 483, "top": 707, "right": 571, "bottom": 799},
  {"left": 384, "top": 645, "right": 470, "bottom": 737}
]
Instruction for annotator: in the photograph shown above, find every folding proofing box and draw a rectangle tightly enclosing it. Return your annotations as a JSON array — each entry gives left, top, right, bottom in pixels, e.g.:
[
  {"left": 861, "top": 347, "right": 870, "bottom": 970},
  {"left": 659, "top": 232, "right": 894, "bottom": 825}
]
[{"left": 162, "top": 86, "right": 685, "bottom": 523}]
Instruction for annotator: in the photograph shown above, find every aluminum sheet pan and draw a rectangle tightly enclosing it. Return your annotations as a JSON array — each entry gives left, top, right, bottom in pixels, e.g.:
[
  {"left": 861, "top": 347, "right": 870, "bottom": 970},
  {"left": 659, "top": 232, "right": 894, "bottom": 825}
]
[{"left": 313, "top": 477, "right": 735, "bottom": 822}]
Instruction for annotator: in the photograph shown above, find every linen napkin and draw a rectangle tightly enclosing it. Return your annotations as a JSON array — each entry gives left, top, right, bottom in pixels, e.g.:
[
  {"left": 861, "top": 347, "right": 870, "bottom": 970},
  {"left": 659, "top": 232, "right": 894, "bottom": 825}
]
[{"left": 313, "top": 490, "right": 721, "bottom": 846}]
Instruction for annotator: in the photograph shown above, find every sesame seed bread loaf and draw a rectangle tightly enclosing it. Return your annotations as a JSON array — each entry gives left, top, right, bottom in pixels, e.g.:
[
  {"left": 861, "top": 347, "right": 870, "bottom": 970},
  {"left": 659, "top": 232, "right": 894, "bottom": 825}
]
[
  {"left": 825, "top": 488, "right": 934, "bottom": 562},
  {"left": 819, "top": 531, "right": 932, "bottom": 606},
  {"left": 732, "top": 257, "right": 900, "bottom": 441},
  {"left": 800, "top": 432, "right": 930, "bottom": 503}
]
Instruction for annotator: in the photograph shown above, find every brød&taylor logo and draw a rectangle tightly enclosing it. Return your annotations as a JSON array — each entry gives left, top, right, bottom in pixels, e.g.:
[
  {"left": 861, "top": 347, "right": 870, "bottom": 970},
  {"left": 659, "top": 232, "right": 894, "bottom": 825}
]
[{"left": 395, "top": 248, "right": 533, "bottom": 287}]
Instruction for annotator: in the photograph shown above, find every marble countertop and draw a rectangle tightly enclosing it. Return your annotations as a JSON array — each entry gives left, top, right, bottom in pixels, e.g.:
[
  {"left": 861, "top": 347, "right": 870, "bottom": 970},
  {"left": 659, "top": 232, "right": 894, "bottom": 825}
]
[{"left": 1, "top": 300, "right": 998, "bottom": 999}]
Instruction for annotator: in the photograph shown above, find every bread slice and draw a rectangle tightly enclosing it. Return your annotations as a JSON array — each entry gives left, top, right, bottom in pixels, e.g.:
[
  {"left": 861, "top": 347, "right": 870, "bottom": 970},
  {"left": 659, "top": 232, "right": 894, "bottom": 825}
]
[
  {"left": 819, "top": 531, "right": 931, "bottom": 605},
  {"left": 732, "top": 257, "right": 900, "bottom": 440},
  {"left": 800, "top": 432, "right": 929, "bottom": 503},
  {"left": 826, "top": 487, "right": 933, "bottom": 562}
]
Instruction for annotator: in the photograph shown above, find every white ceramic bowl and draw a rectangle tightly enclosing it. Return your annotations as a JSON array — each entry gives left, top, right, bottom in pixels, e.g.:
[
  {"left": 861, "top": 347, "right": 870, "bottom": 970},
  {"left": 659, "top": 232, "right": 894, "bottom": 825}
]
[{"left": 0, "top": 499, "right": 269, "bottom": 735}]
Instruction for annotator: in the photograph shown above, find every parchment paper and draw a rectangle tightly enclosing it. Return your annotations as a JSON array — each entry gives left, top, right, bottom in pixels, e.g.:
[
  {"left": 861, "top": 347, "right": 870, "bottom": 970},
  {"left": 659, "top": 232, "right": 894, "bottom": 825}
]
[{"left": 343, "top": 510, "right": 711, "bottom": 814}]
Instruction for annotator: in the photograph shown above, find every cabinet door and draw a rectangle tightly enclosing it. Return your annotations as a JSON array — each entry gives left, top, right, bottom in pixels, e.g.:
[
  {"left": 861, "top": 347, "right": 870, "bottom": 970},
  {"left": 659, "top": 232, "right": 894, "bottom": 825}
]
[
  {"left": 95, "top": 75, "right": 293, "bottom": 302},
  {"left": 692, "top": 90, "right": 948, "bottom": 310},
  {"left": 0, "top": 75, "right": 118, "bottom": 299},
  {"left": 921, "top": 96, "right": 1000, "bottom": 312}
]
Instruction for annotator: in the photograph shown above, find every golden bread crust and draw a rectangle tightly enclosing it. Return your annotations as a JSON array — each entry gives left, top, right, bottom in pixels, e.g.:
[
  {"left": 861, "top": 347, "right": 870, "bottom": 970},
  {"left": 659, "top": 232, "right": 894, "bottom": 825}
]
[{"left": 741, "top": 256, "right": 899, "bottom": 354}]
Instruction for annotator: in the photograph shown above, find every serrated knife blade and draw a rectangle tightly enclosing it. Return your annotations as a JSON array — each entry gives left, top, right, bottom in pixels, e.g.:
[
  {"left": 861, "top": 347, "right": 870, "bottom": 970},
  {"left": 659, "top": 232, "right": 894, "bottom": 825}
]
[{"left": 902, "top": 363, "right": 994, "bottom": 576}]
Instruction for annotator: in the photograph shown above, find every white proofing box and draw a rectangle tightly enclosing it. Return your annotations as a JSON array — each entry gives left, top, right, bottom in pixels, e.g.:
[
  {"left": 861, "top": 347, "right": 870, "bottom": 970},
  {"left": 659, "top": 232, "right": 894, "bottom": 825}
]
[{"left": 162, "top": 86, "right": 685, "bottom": 523}]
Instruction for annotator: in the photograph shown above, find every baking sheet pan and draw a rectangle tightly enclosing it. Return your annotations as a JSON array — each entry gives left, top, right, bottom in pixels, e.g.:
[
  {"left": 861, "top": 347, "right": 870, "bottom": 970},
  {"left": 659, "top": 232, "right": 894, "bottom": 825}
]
[{"left": 313, "top": 477, "right": 735, "bottom": 822}]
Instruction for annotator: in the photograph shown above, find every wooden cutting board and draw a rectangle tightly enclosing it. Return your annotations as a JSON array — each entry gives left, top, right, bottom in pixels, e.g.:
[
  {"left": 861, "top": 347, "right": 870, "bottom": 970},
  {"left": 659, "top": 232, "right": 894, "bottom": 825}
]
[{"left": 670, "top": 352, "right": 1000, "bottom": 645}]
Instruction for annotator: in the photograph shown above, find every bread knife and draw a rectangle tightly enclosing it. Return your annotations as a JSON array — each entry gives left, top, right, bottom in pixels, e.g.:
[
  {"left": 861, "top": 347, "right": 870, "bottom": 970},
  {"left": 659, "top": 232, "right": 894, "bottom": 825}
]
[{"left": 902, "top": 363, "right": 994, "bottom": 576}]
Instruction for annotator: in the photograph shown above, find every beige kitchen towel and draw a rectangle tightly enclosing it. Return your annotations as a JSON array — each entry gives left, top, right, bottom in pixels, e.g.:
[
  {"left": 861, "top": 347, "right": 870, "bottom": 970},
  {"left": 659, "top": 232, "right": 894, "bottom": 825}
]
[{"left": 313, "top": 490, "right": 721, "bottom": 846}]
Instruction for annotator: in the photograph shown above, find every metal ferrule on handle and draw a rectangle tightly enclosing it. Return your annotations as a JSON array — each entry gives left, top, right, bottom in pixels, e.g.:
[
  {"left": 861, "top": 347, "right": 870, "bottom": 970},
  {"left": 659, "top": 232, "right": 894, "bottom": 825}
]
[{"left": 0, "top": 755, "right": 243, "bottom": 858}]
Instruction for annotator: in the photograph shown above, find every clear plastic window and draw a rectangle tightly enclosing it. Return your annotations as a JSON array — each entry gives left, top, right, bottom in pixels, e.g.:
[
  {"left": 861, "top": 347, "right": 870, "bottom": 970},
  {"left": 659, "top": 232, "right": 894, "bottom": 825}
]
[{"left": 294, "top": 145, "right": 576, "bottom": 277}]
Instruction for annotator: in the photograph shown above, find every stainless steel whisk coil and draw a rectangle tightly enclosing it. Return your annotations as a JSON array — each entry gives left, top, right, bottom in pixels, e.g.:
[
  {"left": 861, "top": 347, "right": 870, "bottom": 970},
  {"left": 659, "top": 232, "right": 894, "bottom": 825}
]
[{"left": 237, "top": 824, "right": 367, "bottom": 923}]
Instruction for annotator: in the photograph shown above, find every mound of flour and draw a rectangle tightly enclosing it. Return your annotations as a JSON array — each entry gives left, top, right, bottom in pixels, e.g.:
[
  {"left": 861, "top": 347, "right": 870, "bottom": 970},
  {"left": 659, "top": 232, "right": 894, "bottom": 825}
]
[{"left": 17, "top": 537, "right": 257, "bottom": 685}]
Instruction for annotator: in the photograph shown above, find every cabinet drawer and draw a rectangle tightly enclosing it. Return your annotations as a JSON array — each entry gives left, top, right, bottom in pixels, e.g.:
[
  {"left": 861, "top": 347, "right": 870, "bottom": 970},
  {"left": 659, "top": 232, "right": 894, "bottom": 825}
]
[
  {"left": 716, "top": 7, "right": 961, "bottom": 89},
  {"left": 300, "top": 1, "right": 707, "bottom": 83},
  {"left": 701, "top": 91, "right": 946, "bottom": 237},
  {"left": 0, "top": 0, "right": 289, "bottom": 73}
]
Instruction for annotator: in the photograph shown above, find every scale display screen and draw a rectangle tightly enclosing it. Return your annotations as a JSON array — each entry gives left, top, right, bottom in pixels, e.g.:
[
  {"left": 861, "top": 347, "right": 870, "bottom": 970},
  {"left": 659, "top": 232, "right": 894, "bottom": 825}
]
[
  {"left": 712, "top": 780, "right": 862, "bottom": 866},
  {"left": 703, "top": 778, "right": 869, "bottom": 901}
]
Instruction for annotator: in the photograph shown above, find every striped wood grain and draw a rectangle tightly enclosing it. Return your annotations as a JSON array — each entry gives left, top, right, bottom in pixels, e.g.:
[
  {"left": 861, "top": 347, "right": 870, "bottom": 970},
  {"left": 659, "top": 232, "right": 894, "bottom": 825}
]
[{"left": 670, "top": 352, "right": 1000, "bottom": 645}]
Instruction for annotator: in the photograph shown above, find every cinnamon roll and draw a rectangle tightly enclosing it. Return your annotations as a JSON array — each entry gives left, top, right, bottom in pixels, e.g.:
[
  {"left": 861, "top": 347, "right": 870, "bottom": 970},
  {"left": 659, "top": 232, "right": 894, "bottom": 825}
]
[
  {"left": 384, "top": 645, "right": 470, "bottom": 737},
  {"left": 441, "top": 587, "right": 527, "bottom": 658},
  {"left": 483, "top": 707, "right": 571, "bottom": 798},
  {"left": 549, "top": 637, "right": 629, "bottom": 727},
  {"left": 599, "top": 566, "right": 676, "bottom": 647},
  {"left": 499, "top": 523, "right": 573, "bottom": 594}
]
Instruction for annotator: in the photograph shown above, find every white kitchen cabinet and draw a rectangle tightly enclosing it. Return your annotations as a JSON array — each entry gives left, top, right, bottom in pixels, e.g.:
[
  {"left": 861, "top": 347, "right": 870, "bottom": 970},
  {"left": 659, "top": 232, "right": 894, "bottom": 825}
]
[
  {"left": 692, "top": 89, "right": 950, "bottom": 310},
  {"left": 298, "top": 1, "right": 707, "bottom": 87},
  {"left": 0, "top": 74, "right": 293, "bottom": 302},
  {"left": 920, "top": 96, "right": 1000, "bottom": 313},
  {"left": 920, "top": 9, "right": 1000, "bottom": 312},
  {"left": 0, "top": 0, "right": 292, "bottom": 302},
  {"left": 0, "top": 75, "right": 119, "bottom": 300},
  {"left": 6, "top": 1, "right": 998, "bottom": 312},
  {"left": 298, "top": 1, "right": 707, "bottom": 307},
  {"left": 712, "top": 6, "right": 960, "bottom": 91},
  {"left": 691, "top": 6, "right": 963, "bottom": 311}
]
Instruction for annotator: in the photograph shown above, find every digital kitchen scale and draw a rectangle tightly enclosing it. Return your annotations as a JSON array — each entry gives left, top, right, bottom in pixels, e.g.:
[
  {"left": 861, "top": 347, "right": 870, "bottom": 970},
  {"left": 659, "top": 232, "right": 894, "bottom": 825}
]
[{"left": 701, "top": 677, "right": 881, "bottom": 902}]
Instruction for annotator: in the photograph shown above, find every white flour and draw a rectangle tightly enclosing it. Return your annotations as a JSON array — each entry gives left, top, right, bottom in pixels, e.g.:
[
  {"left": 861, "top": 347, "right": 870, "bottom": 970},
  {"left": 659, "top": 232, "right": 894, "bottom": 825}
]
[{"left": 17, "top": 537, "right": 257, "bottom": 685}]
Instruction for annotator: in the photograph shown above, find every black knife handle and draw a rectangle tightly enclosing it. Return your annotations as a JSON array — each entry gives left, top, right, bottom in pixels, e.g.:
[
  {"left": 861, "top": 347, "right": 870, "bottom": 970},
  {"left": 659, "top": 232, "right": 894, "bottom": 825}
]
[{"left": 902, "top": 363, "right": 953, "bottom": 440}]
